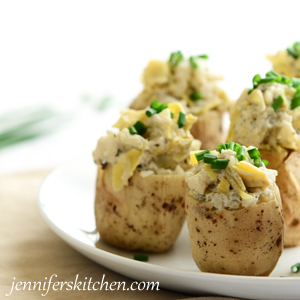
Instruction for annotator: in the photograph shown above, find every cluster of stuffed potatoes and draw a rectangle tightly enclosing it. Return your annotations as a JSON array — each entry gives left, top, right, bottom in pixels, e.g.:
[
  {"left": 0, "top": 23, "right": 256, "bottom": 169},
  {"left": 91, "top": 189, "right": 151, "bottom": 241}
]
[{"left": 93, "top": 46, "right": 300, "bottom": 277}]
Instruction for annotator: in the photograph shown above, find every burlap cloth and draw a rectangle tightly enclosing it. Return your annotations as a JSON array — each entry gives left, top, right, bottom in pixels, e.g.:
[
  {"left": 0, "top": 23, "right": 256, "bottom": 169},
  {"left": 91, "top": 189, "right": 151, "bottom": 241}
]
[{"left": 0, "top": 170, "right": 242, "bottom": 300}]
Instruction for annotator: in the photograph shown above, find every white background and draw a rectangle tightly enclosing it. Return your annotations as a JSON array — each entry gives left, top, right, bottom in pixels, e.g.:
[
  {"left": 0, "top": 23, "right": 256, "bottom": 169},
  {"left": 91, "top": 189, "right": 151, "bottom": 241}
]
[{"left": 1, "top": 0, "right": 299, "bottom": 173}]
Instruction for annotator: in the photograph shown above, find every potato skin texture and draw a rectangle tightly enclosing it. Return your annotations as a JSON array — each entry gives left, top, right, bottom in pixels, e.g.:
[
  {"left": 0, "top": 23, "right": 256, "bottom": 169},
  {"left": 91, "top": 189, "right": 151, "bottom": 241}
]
[
  {"left": 185, "top": 187, "right": 284, "bottom": 276},
  {"left": 261, "top": 150, "right": 300, "bottom": 247},
  {"left": 95, "top": 164, "right": 186, "bottom": 253},
  {"left": 190, "top": 110, "right": 225, "bottom": 151}
]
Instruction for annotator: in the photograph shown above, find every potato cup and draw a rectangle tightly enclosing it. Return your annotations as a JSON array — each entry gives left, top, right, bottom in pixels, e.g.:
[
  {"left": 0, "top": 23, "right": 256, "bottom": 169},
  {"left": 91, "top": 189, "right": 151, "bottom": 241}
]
[
  {"left": 228, "top": 72, "right": 300, "bottom": 246},
  {"left": 93, "top": 101, "right": 200, "bottom": 252},
  {"left": 185, "top": 143, "right": 284, "bottom": 276},
  {"left": 130, "top": 51, "right": 230, "bottom": 150}
]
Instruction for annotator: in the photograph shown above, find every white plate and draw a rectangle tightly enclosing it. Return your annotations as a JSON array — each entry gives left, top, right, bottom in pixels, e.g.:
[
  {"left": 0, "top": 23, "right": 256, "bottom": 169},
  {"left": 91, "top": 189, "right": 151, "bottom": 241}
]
[{"left": 38, "top": 155, "right": 300, "bottom": 300}]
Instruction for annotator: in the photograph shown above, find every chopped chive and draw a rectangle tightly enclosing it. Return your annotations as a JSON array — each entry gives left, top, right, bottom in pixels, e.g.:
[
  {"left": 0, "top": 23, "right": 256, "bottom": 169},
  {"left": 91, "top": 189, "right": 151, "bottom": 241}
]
[
  {"left": 254, "top": 157, "right": 263, "bottom": 167},
  {"left": 293, "top": 78, "right": 300, "bottom": 88},
  {"left": 291, "top": 97, "right": 300, "bottom": 110},
  {"left": 265, "top": 70, "right": 278, "bottom": 77},
  {"left": 262, "top": 159, "right": 269, "bottom": 166},
  {"left": 128, "top": 126, "right": 138, "bottom": 135},
  {"left": 190, "top": 91, "right": 202, "bottom": 101},
  {"left": 252, "top": 74, "right": 261, "bottom": 85},
  {"left": 237, "top": 154, "right": 246, "bottom": 161},
  {"left": 236, "top": 146, "right": 245, "bottom": 156},
  {"left": 291, "top": 263, "right": 300, "bottom": 273},
  {"left": 195, "top": 149, "right": 210, "bottom": 162},
  {"left": 189, "top": 56, "right": 198, "bottom": 69},
  {"left": 169, "top": 51, "right": 183, "bottom": 67},
  {"left": 259, "top": 77, "right": 277, "bottom": 84},
  {"left": 203, "top": 154, "right": 217, "bottom": 164},
  {"left": 198, "top": 54, "right": 209, "bottom": 59},
  {"left": 287, "top": 48, "right": 299, "bottom": 59},
  {"left": 272, "top": 95, "right": 284, "bottom": 112},
  {"left": 145, "top": 107, "right": 157, "bottom": 117},
  {"left": 211, "top": 159, "right": 230, "bottom": 169},
  {"left": 157, "top": 103, "right": 168, "bottom": 113},
  {"left": 227, "top": 141, "right": 235, "bottom": 150},
  {"left": 217, "top": 143, "right": 227, "bottom": 153},
  {"left": 151, "top": 99, "right": 162, "bottom": 110},
  {"left": 233, "top": 143, "right": 241, "bottom": 152},
  {"left": 170, "top": 112, "right": 174, "bottom": 118},
  {"left": 115, "top": 149, "right": 121, "bottom": 157},
  {"left": 128, "top": 121, "right": 147, "bottom": 136},
  {"left": 248, "top": 148, "right": 261, "bottom": 159},
  {"left": 146, "top": 100, "right": 169, "bottom": 117},
  {"left": 133, "top": 254, "right": 149, "bottom": 262},
  {"left": 177, "top": 111, "right": 186, "bottom": 128},
  {"left": 134, "top": 121, "right": 147, "bottom": 135},
  {"left": 282, "top": 76, "right": 293, "bottom": 86}
]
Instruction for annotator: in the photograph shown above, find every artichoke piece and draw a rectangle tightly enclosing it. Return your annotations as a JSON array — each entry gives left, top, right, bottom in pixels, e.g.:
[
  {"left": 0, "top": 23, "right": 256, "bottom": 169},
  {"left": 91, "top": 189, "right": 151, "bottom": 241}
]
[
  {"left": 218, "top": 177, "right": 230, "bottom": 194},
  {"left": 224, "top": 167, "right": 246, "bottom": 192},
  {"left": 232, "top": 161, "right": 270, "bottom": 188}
]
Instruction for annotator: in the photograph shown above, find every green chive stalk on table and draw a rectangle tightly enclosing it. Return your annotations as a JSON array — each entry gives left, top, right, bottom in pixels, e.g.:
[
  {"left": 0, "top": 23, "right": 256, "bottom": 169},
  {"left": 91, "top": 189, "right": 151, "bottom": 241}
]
[{"left": 0, "top": 106, "right": 65, "bottom": 150}]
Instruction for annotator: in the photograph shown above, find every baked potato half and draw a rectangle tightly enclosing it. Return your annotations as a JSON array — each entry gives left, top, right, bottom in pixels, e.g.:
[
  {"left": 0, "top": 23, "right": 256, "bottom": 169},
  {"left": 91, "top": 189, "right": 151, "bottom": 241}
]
[
  {"left": 261, "top": 150, "right": 300, "bottom": 247},
  {"left": 95, "top": 164, "right": 186, "bottom": 252},
  {"left": 185, "top": 187, "right": 283, "bottom": 276},
  {"left": 186, "top": 143, "right": 284, "bottom": 275},
  {"left": 93, "top": 101, "right": 200, "bottom": 252}
]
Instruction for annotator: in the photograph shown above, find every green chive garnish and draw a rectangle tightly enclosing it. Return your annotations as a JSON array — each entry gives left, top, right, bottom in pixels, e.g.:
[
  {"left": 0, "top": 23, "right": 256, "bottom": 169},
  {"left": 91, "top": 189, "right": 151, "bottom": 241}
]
[
  {"left": 237, "top": 154, "right": 246, "bottom": 161},
  {"left": 262, "top": 159, "right": 269, "bottom": 166},
  {"left": 177, "top": 111, "right": 186, "bottom": 128},
  {"left": 252, "top": 74, "right": 261, "bottom": 85},
  {"left": 291, "top": 263, "right": 300, "bottom": 273},
  {"left": 236, "top": 147, "right": 246, "bottom": 161},
  {"left": 195, "top": 149, "right": 210, "bottom": 162},
  {"left": 272, "top": 95, "right": 284, "bottom": 112},
  {"left": 198, "top": 54, "right": 209, "bottom": 59},
  {"left": 254, "top": 157, "right": 263, "bottom": 167},
  {"left": 133, "top": 254, "right": 149, "bottom": 262},
  {"left": 189, "top": 56, "right": 198, "bottom": 69},
  {"left": 169, "top": 51, "right": 183, "bottom": 67},
  {"left": 170, "top": 112, "right": 174, "bottom": 118},
  {"left": 211, "top": 159, "right": 230, "bottom": 169},
  {"left": 203, "top": 154, "right": 217, "bottom": 164},
  {"left": 146, "top": 100, "right": 169, "bottom": 117},
  {"left": 291, "top": 90, "right": 300, "bottom": 110},
  {"left": 293, "top": 78, "right": 300, "bottom": 88},
  {"left": 128, "top": 121, "right": 147, "bottom": 136},
  {"left": 145, "top": 107, "right": 157, "bottom": 117},
  {"left": 248, "top": 148, "right": 261, "bottom": 159},
  {"left": 227, "top": 141, "right": 235, "bottom": 150},
  {"left": 190, "top": 91, "right": 202, "bottom": 101},
  {"left": 128, "top": 126, "right": 138, "bottom": 135},
  {"left": 233, "top": 143, "right": 241, "bottom": 152},
  {"left": 217, "top": 143, "right": 227, "bottom": 153}
]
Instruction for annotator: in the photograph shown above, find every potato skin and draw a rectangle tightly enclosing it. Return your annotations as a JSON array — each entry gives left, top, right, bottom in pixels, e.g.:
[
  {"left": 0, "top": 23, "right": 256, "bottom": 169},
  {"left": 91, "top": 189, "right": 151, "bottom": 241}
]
[
  {"left": 185, "top": 186, "right": 284, "bottom": 276},
  {"left": 190, "top": 110, "right": 225, "bottom": 150},
  {"left": 260, "top": 150, "right": 300, "bottom": 247},
  {"left": 95, "top": 164, "right": 186, "bottom": 253}
]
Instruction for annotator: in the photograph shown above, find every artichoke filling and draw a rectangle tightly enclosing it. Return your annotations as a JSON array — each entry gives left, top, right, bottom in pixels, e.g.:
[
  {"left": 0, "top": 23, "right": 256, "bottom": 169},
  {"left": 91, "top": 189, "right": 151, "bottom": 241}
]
[
  {"left": 93, "top": 101, "right": 201, "bottom": 191},
  {"left": 131, "top": 51, "right": 230, "bottom": 115},
  {"left": 186, "top": 142, "right": 277, "bottom": 210}
]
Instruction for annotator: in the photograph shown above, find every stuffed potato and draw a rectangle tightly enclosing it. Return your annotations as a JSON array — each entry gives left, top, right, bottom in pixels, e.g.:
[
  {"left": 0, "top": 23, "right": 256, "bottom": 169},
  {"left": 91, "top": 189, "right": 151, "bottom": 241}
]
[
  {"left": 93, "top": 101, "right": 201, "bottom": 252},
  {"left": 130, "top": 51, "right": 230, "bottom": 149},
  {"left": 185, "top": 143, "right": 284, "bottom": 276},
  {"left": 228, "top": 72, "right": 300, "bottom": 246},
  {"left": 267, "top": 42, "right": 300, "bottom": 78}
]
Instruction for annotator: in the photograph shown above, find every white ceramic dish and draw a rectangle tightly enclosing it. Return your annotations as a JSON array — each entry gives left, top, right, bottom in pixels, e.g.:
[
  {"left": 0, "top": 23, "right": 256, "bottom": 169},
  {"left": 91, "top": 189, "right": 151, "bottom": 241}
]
[{"left": 38, "top": 155, "right": 300, "bottom": 300}]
